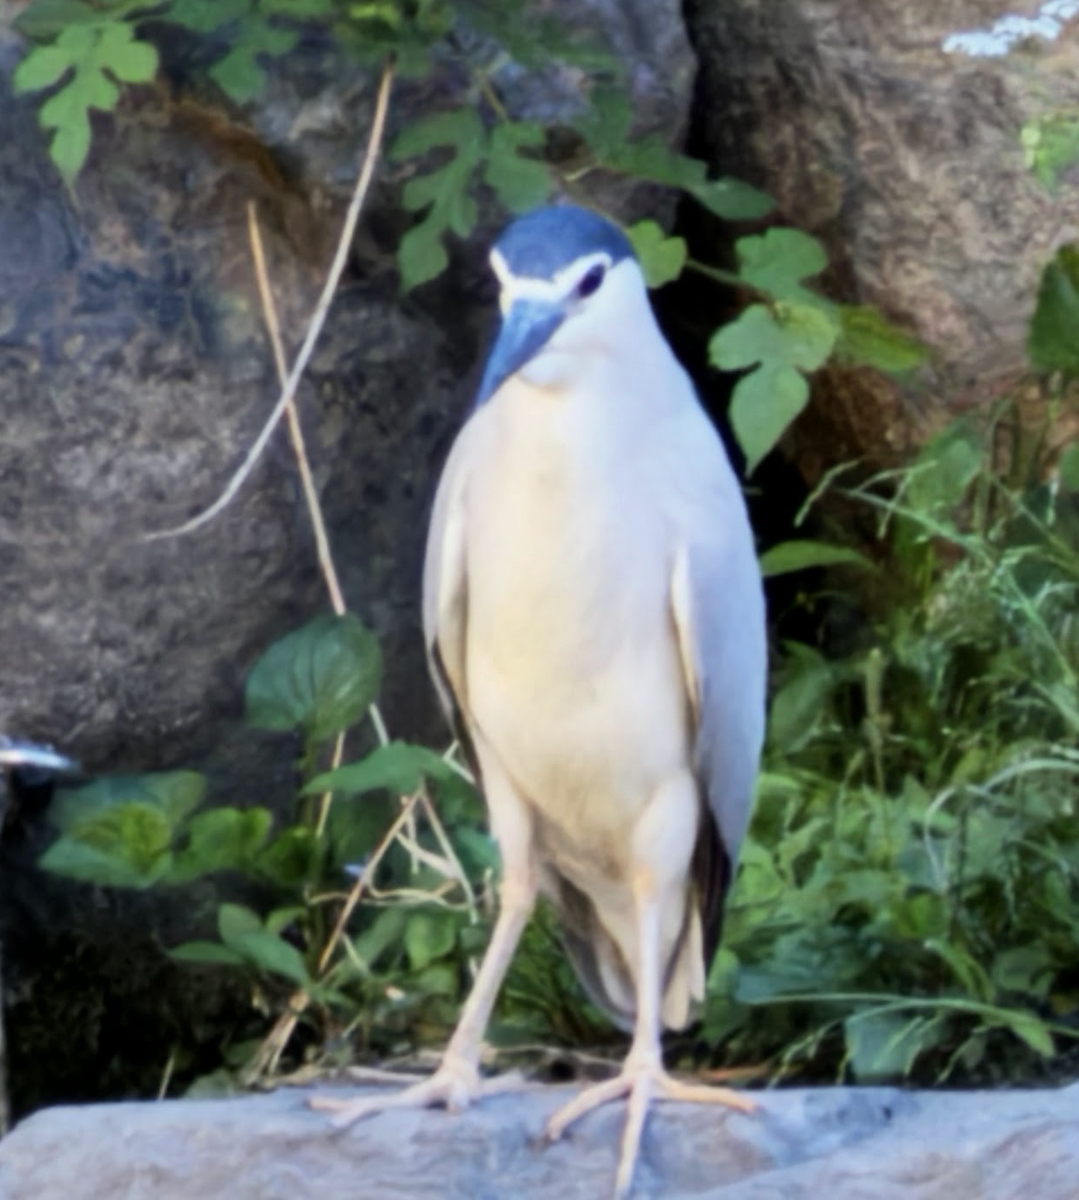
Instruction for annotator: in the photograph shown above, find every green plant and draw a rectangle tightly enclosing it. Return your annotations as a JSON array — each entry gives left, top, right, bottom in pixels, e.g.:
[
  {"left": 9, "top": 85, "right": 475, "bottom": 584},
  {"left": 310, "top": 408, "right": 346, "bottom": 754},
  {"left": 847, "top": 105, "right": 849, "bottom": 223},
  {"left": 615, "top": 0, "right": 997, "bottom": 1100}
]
[
  {"left": 41, "top": 612, "right": 510, "bottom": 1065},
  {"left": 11, "top": 0, "right": 928, "bottom": 498},
  {"left": 700, "top": 391, "right": 1079, "bottom": 1085}
]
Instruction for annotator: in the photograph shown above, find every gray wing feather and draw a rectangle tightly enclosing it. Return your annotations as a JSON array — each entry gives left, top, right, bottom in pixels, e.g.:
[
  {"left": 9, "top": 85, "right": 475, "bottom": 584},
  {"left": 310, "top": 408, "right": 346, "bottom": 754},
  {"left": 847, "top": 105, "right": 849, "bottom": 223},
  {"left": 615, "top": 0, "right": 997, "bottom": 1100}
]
[
  {"left": 422, "top": 417, "right": 479, "bottom": 749},
  {"left": 669, "top": 440, "right": 767, "bottom": 960}
]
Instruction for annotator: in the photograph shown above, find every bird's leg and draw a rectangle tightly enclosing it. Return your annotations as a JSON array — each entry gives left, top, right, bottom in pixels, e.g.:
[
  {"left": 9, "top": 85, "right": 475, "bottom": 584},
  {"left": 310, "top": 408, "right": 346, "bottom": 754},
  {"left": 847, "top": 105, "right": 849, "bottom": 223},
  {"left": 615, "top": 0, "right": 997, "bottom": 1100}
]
[
  {"left": 546, "top": 869, "right": 754, "bottom": 1198},
  {"left": 311, "top": 861, "right": 538, "bottom": 1126}
]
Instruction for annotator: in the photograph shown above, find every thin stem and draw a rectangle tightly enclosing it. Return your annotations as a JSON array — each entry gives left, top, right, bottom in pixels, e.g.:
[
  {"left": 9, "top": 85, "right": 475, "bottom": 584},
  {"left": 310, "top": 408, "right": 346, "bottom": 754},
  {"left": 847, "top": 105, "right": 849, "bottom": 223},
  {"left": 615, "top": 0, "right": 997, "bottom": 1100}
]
[{"left": 143, "top": 58, "right": 395, "bottom": 542}]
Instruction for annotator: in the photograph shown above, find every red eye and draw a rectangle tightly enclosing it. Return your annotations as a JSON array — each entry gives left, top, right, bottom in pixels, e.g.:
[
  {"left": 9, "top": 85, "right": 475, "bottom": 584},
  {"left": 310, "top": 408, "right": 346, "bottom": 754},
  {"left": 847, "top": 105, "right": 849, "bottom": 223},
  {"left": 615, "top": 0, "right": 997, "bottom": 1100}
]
[{"left": 576, "top": 264, "right": 606, "bottom": 299}]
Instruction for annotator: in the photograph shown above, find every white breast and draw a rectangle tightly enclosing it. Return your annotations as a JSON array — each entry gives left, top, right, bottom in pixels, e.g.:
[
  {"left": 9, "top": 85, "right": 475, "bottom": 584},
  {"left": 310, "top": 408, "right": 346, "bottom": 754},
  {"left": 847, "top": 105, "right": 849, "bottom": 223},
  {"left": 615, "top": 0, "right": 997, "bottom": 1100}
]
[{"left": 462, "top": 374, "right": 695, "bottom": 866}]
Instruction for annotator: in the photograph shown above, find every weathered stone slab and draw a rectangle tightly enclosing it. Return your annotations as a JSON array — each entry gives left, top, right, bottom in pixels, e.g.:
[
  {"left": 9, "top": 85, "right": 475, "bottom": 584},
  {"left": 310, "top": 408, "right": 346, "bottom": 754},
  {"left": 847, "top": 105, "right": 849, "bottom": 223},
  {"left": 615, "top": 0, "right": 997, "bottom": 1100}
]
[{"left": 2, "top": 1082, "right": 1079, "bottom": 1199}]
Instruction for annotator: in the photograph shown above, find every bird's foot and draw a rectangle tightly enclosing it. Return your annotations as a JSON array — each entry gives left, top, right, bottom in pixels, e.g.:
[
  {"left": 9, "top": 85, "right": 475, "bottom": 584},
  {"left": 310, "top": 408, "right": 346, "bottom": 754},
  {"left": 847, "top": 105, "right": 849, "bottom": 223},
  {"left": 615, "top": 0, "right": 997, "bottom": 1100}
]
[
  {"left": 546, "top": 1060, "right": 755, "bottom": 1199},
  {"left": 309, "top": 1054, "right": 530, "bottom": 1129}
]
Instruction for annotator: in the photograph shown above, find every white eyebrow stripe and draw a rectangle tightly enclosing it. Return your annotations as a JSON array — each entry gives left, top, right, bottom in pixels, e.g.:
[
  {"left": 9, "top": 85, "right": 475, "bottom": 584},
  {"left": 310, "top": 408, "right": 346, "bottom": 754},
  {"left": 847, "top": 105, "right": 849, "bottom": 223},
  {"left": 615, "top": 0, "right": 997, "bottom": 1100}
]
[{"left": 489, "top": 250, "right": 615, "bottom": 314}]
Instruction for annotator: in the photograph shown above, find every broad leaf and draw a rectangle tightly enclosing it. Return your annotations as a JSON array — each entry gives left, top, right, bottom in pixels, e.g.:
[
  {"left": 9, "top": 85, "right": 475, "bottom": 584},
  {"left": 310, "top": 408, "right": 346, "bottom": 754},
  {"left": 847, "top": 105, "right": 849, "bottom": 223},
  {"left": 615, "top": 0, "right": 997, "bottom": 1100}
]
[
  {"left": 255, "top": 826, "right": 319, "bottom": 887},
  {"left": 836, "top": 305, "right": 929, "bottom": 374},
  {"left": 14, "top": 20, "right": 158, "bottom": 181},
  {"left": 626, "top": 220, "right": 687, "bottom": 288},
  {"left": 351, "top": 906, "right": 408, "bottom": 970},
  {"left": 712, "top": 302, "right": 837, "bottom": 473},
  {"left": 844, "top": 1010, "right": 945, "bottom": 1082},
  {"left": 729, "top": 365, "right": 808, "bottom": 475},
  {"left": 1059, "top": 442, "right": 1079, "bottom": 491},
  {"left": 391, "top": 109, "right": 486, "bottom": 290},
  {"left": 51, "top": 771, "right": 206, "bottom": 833},
  {"left": 162, "top": 0, "right": 251, "bottom": 33},
  {"left": 165, "top": 807, "right": 273, "bottom": 883},
  {"left": 39, "top": 833, "right": 170, "bottom": 888},
  {"left": 759, "top": 539, "right": 871, "bottom": 578},
  {"left": 736, "top": 228, "right": 828, "bottom": 303},
  {"left": 245, "top": 612, "right": 382, "bottom": 744},
  {"left": 1028, "top": 243, "right": 1079, "bottom": 374},
  {"left": 207, "top": 15, "right": 298, "bottom": 102},
  {"left": 217, "top": 903, "right": 263, "bottom": 944},
  {"left": 404, "top": 908, "right": 459, "bottom": 971},
  {"left": 306, "top": 740, "right": 455, "bottom": 797},
  {"left": 169, "top": 941, "right": 247, "bottom": 967},
  {"left": 484, "top": 122, "right": 552, "bottom": 214}
]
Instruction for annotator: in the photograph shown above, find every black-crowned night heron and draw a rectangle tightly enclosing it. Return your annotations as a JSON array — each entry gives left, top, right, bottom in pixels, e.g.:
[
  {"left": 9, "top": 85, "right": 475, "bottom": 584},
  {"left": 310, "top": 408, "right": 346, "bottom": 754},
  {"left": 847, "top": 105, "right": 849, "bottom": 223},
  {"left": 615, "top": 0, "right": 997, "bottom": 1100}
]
[{"left": 316, "top": 205, "right": 767, "bottom": 1195}]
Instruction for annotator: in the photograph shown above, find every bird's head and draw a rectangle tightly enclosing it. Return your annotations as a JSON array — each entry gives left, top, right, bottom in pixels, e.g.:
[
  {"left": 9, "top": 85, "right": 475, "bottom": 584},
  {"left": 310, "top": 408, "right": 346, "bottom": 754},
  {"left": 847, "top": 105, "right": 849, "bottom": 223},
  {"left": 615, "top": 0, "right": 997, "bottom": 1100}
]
[{"left": 475, "top": 205, "right": 651, "bottom": 406}]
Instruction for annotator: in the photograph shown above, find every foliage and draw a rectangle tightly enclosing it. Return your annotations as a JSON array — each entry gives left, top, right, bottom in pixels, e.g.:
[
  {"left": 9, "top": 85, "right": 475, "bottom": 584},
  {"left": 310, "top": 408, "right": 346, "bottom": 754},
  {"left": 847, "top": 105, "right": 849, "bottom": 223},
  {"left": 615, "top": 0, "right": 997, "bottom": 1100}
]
[
  {"left": 708, "top": 411, "right": 1079, "bottom": 1084},
  {"left": 1028, "top": 244, "right": 1079, "bottom": 376},
  {"left": 27, "top": 0, "right": 1076, "bottom": 1103},
  {"left": 41, "top": 612, "right": 505, "bottom": 1067},
  {"left": 1022, "top": 111, "right": 1079, "bottom": 192},
  {"left": 11, "top": 0, "right": 933, "bottom": 483},
  {"left": 13, "top": 12, "right": 158, "bottom": 183}
]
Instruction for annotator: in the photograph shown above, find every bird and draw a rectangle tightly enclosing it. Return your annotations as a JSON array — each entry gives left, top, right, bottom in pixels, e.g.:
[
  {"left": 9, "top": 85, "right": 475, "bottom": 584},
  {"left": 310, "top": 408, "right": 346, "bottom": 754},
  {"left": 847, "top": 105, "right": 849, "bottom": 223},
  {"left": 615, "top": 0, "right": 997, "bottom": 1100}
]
[{"left": 314, "top": 204, "right": 767, "bottom": 1196}]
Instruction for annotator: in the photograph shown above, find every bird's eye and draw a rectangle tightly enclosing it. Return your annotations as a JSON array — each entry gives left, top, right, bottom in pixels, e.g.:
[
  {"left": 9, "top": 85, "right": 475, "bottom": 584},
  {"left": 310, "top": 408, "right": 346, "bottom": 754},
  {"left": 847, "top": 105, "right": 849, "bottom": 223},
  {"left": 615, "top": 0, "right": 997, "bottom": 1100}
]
[{"left": 575, "top": 264, "right": 606, "bottom": 299}]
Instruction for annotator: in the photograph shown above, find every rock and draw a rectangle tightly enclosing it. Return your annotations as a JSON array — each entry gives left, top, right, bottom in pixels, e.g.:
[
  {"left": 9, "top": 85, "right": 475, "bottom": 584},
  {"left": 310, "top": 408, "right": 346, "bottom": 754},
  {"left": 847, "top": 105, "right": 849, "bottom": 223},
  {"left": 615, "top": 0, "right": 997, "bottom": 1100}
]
[
  {"left": 2, "top": 1082, "right": 1079, "bottom": 1198},
  {"left": 685, "top": 0, "right": 1079, "bottom": 466}
]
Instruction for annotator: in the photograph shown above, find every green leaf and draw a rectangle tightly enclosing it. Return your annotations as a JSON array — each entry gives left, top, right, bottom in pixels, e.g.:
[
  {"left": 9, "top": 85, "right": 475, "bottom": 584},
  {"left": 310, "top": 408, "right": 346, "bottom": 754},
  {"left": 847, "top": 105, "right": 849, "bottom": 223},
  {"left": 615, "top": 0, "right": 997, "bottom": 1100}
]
[
  {"left": 994, "top": 1010, "right": 1055, "bottom": 1058},
  {"left": 483, "top": 122, "right": 552, "bottom": 213},
  {"left": 905, "top": 421, "right": 983, "bottom": 516},
  {"left": 397, "top": 220, "right": 450, "bottom": 292},
  {"left": 306, "top": 740, "right": 455, "bottom": 797},
  {"left": 14, "top": 20, "right": 159, "bottom": 182},
  {"left": 51, "top": 771, "right": 206, "bottom": 833},
  {"left": 351, "top": 906, "right": 407, "bottom": 970},
  {"left": 1028, "top": 244, "right": 1079, "bottom": 374},
  {"left": 169, "top": 941, "right": 248, "bottom": 967},
  {"left": 162, "top": 0, "right": 253, "bottom": 33},
  {"left": 836, "top": 306, "right": 929, "bottom": 374},
  {"left": 207, "top": 15, "right": 298, "bottom": 102},
  {"left": 687, "top": 177, "right": 774, "bottom": 222},
  {"left": 232, "top": 929, "right": 312, "bottom": 986},
  {"left": 570, "top": 84, "right": 632, "bottom": 156},
  {"left": 165, "top": 807, "right": 273, "bottom": 884},
  {"left": 245, "top": 613, "right": 382, "bottom": 744},
  {"left": 15, "top": 0, "right": 101, "bottom": 41},
  {"left": 391, "top": 107, "right": 485, "bottom": 159},
  {"left": 217, "top": 902, "right": 263, "bottom": 943},
  {"left": 1059, "top": 442, "right": 1079, "bottom": 491},
  {"left": 992, "top": 944, "right": 1053, "bottom": 998},
  {"left": 265, "top": 906, "right": 305, "bottom": 935},
  {"left": 391, "top": 110, "right": 486, "bottom": 290},
  {"left": 759, "top": 539, "right": 871, "bottom": 578},
  {"left": 39, "top": 833, "right": 169, "bottom": 888},
  {"left": 711, "top": 302, "right": 836, "bottom": 374},
  {"left": 711, "top": 302, "right": 837, "bottom": 473},
  {"left": 844, "top": 1010, "right": 944, "bottom": 1082},
  {"left": 626, "top": 220, "right": 687, "bottom": 289},
  {"left": 213, "top": 904, "right": 312, "bottom": 985},
  {"left": 255, "top": 826, "right": 319, "bottom": 887},
  {"left": 12, "top": 45, "right": 75, "bottom": 91},
  {"left": 1022, "top": 113, "right": 1079, "bottom": 191},
  {"left": 767, "top": 647, "right": 836, "bottom": 753},
  {"left": 728, "top": 365, "right": 808, "bottom": 475},
  {"left": 41, "top": 777, "right": 199, "bottom": 888},
  {"left": 404, "top": 908, "right": 459, "bottom": 970},
  {"left": 736, "top": 228, "right": 828, "bottom": 304}
]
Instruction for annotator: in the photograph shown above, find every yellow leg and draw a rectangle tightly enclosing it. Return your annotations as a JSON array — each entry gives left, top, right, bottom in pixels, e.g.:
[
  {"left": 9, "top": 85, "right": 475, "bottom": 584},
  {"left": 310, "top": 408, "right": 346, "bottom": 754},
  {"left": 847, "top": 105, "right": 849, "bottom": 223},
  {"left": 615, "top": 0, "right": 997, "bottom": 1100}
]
[
  {"left": 545, "top": 872, "right": 754, "bottom": 1198},
  {"left": 311, "top": 864, "right": 538, "bottom": 1126}
]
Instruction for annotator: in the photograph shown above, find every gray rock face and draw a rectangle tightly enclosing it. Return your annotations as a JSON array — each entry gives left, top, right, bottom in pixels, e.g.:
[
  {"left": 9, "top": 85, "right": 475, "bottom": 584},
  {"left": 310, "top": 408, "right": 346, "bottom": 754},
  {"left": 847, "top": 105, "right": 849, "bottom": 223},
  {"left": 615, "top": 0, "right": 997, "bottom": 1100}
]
[
  {"left": 2, "top": 1082, "right": 1079, "bottom": 1198},
  {"left": 686, "top": 0, "right": 1079, "bottom": 462}
]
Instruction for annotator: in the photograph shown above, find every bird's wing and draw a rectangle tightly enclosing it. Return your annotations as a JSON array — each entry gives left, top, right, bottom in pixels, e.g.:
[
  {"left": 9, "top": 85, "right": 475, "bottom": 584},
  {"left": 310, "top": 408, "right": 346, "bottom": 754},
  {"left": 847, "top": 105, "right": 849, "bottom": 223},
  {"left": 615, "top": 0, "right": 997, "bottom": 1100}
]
[
  {"left": 422, "top": 416, "right": 480, "bottom": 763},
  {"left": 669, "top": 484, "right": 767, "bottom": 957}
]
